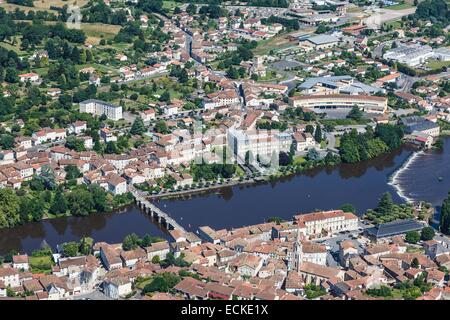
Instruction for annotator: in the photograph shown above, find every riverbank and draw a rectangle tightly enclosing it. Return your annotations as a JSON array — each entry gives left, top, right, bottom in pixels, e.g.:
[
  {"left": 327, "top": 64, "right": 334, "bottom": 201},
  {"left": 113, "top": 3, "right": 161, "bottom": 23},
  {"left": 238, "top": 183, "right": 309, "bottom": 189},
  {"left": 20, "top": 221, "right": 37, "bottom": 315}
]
[{"left": 2, "top": 137, "right": 450, "bottom": 255}]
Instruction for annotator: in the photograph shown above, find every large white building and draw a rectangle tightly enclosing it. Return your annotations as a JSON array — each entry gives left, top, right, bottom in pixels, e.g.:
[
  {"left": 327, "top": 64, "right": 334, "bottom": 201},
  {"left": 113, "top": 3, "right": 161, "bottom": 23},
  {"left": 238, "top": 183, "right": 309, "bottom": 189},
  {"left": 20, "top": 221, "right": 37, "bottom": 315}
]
[
  {"left": 290, "top": 94, "right": 388, "bottom": 114},
  {"left": 227, "top": 128, "right": 281, "bottom": 161},
  {"left": 294, "top": 210, "right": 358, "bottom": 237},
  {"left": 79, "top": 99, "right": 123, "bottom": 121},
  {"left": 383, "top": 44, "right": 435, "bottom": 67}
]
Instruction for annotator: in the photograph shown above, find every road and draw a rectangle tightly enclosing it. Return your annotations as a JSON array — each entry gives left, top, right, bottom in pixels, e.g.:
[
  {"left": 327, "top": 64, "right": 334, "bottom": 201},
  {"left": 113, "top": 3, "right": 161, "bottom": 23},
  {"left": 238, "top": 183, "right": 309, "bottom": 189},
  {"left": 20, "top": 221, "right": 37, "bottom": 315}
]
[
  {"left": 72, "top": 290, "right": 112, "bottom": 300},
  {"left": 315, "top": 221, "right": 370, "bottom": 267},
  {"left": 373, "top": 39, "right": 393, "bottom": 59},
  {"left": 325, "top": 132, "right": 337, "bottom": 151}
]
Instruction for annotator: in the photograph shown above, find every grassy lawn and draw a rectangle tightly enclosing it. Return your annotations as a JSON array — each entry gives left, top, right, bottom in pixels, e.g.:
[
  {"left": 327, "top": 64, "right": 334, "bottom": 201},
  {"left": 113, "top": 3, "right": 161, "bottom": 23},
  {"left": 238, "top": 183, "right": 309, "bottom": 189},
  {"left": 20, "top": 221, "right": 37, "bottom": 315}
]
[
  {"left": 76, "top": 63, "right": 120, "bottom": 75},
  {"left": 80, "top": 23, "right": 122, "bottom": 45},
  {"left": 293, "top": 156, "right": 306, "bottom": 165},
  {"left": 406, "top": 246, "right": 425, "bottom": 253},
  {"left": 253, "top": 32, "right": 298, "bottom": 56},
  {"left": 0, "top": 2, "right": 53, "bottom": 13},
  {"left": 425, "top": 59, "right": 450, "bottom": 71},
  {"left": 235, "top": 165, "right": 245, "bottom": 177},
  {"left": 33, "top": 0, "right": 89, "bottom": 11},
  {"left": 334, "top": 136, "right": 341, "bottom": 148},
  {"left": 33, "top": 67, "right": 49, "bottom": 77},
  {"left": 386, "top": 3, "right": 414, "bottom": 10},
  {"left": 135, "top": 278, "right": 152, "bottom": 290},
  {"left": 29, "top": 255, "right": 54, "bottom": 274},
  {"left": 0, "top": 41, "right": 23, "bottom": 54},
  {"left": 162, "top": 0, "right": 179, "bottom": 12},
  {"left": 383, "top": 20, "right": 403, "bottom": 30}
]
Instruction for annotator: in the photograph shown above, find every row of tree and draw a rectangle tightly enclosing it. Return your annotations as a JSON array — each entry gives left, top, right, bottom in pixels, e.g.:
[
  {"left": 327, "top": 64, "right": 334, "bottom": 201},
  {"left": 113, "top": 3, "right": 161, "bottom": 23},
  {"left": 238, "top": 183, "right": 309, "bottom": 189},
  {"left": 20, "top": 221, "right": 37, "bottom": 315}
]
[
  {"left": 0, "top": 170, "right": 134, "bottom": 229},
  {"left": 339, "top": 124, "right": 404, "bottom": 163}
]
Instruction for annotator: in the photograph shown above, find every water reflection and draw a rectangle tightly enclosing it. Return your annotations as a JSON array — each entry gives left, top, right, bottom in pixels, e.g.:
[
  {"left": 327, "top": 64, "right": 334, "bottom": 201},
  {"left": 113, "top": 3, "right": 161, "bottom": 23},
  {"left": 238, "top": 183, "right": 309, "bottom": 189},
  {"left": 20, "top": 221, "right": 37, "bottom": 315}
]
[
  {"left": 1, "top": 139, "right": 449, "bottom": 255},
  {"left": 0, "top": 206, "right": 168, "bottom": 255}
]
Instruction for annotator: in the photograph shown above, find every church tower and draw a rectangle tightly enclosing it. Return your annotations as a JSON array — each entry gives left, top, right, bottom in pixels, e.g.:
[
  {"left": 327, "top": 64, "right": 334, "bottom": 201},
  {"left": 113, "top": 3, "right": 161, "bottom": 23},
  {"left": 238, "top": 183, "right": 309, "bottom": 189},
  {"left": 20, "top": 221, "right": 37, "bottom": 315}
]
[{"left": 291, "top": 229, "right": 303, "bottom": 272}]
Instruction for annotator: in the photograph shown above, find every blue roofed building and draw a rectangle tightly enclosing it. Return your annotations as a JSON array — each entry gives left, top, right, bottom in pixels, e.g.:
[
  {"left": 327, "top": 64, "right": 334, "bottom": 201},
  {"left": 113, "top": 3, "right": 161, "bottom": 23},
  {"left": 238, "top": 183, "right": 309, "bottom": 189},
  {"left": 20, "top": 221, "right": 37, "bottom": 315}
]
[{"left": 365, "top": 219, "right": 424, "bottom": 240}]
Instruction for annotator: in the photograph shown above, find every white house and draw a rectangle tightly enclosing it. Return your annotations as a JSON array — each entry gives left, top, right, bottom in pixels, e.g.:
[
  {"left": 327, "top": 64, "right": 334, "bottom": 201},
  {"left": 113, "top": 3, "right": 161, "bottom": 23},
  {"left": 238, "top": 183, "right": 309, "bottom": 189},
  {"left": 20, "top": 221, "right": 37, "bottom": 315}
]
[
  {"left": 105, "top": 173, "right": 127, "bottom": 195},
  {"left": 68, "top": 121, "right": 87, "bottom": 135},
  {"left": 103, "top": 277, "right": 132, "bottom": 299},
  {"left": 19, "top": 72, "right": 40, "bottom": 83},
  {"left": 12, "top": 254, "right": 29, "bottom": 271}
]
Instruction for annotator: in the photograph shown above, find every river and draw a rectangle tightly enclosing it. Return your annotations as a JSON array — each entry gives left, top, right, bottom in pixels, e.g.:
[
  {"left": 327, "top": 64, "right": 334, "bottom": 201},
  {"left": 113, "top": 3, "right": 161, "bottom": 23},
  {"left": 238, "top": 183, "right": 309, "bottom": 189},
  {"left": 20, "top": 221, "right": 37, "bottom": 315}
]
[{"left": 1, "top": 137, "right": 450, "bottom": 254}]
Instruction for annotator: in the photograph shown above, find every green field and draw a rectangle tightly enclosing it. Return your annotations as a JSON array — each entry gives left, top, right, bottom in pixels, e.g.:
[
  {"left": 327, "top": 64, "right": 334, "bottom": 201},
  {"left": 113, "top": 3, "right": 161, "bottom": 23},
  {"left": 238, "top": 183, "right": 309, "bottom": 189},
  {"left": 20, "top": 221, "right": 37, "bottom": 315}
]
[
  {"left": 29, "top": 255, "right": 54, "bottom": 274},
  {"left": 76, "top": 63, "right": 120, "bottom": 75},
  {"left": 163, "top": 0, "right": 179, "bottom": 12},
  {"left": 253, "top": 32, "right": 299, "bottom": 56},
  {"left": 426, "top": 59, "right": 450, "bottom": 71},
  {"left": 0, "top": 42, "right": 22, "bottom": 54},
  {"left": 386, "top": 3, "right": 414, "bottom": 10},
  {"left": 293, "top": 156, "right": 306, "bottom": 165}
]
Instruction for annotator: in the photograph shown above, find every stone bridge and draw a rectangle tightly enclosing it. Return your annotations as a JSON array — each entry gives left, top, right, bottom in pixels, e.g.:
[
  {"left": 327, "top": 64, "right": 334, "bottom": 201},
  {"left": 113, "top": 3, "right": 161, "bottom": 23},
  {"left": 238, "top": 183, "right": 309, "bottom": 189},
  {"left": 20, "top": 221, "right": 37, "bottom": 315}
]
[{"left": 130, "top": 187, "right": 186, "bottom": 232}]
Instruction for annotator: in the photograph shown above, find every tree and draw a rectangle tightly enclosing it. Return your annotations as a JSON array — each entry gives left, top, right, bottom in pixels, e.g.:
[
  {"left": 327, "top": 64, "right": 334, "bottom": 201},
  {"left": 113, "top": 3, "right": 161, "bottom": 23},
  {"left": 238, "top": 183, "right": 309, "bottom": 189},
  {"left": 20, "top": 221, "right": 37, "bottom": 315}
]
[
  {"left": 65, "top": 136, "right": 86, "bottom": 152},
  {"left": 440, "top": 192, "right": 450, "bottom": 235},
  {"left": 19, "top": 196, "right": 45, "bottom": 222},
  {"left": 123, "top": 233, "right": 140, "bottom": 251},
  {"left": 186, "top": 3, "right": 197, "bottom": 15},
  {"left": 159, "top": 90, "right": 171, "bottom": 103},
  {"left": 154, "top": 120, "right": 169, "bottom": 134},
  {"left": 305, "top": 125, "right": 315, "bottom": 134},
  {"left": 5, "top": 67, "right": 18, "bottom": 83},
  {"left": 420, "top": 226, "right": 435, "bottom": 241},
  {"left": 0, "top": 188, "right": 20, "bottom": 228},
  {"left": 226, "top": 66, "right": 239, "bottom": 79},
  {"left": 347, "top": 105, "right": 363, "bottom": 120},
  {"left": 278, "top": 151, "right": 292, "bottom": 166},
  {"left": 49, "top": 189, "right": 68, "bottom": 214},
  {"left": 376, "top": 192, "right": 394, "bottom": 216},
  {"left": 314, "top": 125, "right": 322, "bottom": 143},
  {"left": 405, "top": 231, "right": 420, "bottom": 244},
  {"left": 142, "top": 272, "right": 180, "bottom": 294},
  {"left": 61, "top": 242, "right": 79, "bottom": 257},
  {"left": 65, "top": 165, "right": 82, "bottom": 180},
  {"left": 267, "top": 216, "right": 285, "bottom": 224},
  {"left": 411, "top": 257, "right": 419, "bottom": 268},
  {"left": 339, "top": 204, "right": 356, "bottom": 213},
  {"left": 376, "top": 124, "right": 404, "bottom": 150},
  {"left": 90, "top": 184, "right": 110, "bottom": 212},
  {"left": 130, "top": 117, "right": 146, "bottom": 135},
  {"left": 105, "top": 141, "right": 119, "bottom": 154},
  {"left": 151, "top": 255, "right": 160, "bottom": 264},
  {"left": 66, "top": 187, "right": 94, "bottom": 216},
  {"left": 0, "top": 134, "right": 15, "bottom": 149},
  {"left": 366, "top": 285, "right": 392, "bottom": 297},
  {"left": 79, "top": 237, "right": 94, "bottom": 255},
  {"left": 306, "top": 148, "right": 320, "bottom": 161}
]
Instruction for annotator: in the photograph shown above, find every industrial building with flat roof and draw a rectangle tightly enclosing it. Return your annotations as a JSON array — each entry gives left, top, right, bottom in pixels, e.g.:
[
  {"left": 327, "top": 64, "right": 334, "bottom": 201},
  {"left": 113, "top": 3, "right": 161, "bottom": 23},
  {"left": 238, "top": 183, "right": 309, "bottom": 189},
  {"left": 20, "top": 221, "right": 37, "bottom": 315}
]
[
  {"left": 365, "top": 219, "right": 424, "bottom": 240},
  {"left": 299, "top": 34, "right": 340, "bottom": 49},
  {"left": 383, "top": 44, "right": 435, "bottom": 67}
]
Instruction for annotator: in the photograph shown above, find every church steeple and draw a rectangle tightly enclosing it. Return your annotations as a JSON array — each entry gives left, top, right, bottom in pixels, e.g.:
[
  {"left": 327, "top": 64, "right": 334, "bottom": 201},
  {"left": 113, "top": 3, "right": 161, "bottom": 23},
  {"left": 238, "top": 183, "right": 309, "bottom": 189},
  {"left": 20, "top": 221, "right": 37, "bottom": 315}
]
[{"left": 292, "top": 228, "right": 303, "bottom": 272}]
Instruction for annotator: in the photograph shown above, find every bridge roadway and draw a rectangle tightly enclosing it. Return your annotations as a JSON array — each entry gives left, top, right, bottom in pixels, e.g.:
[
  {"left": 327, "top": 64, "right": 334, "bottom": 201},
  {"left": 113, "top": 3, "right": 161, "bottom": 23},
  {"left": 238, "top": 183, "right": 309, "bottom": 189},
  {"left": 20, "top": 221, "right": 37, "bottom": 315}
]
[{"left": 130, "top": 187, "right": 186, "bottom": 233}]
